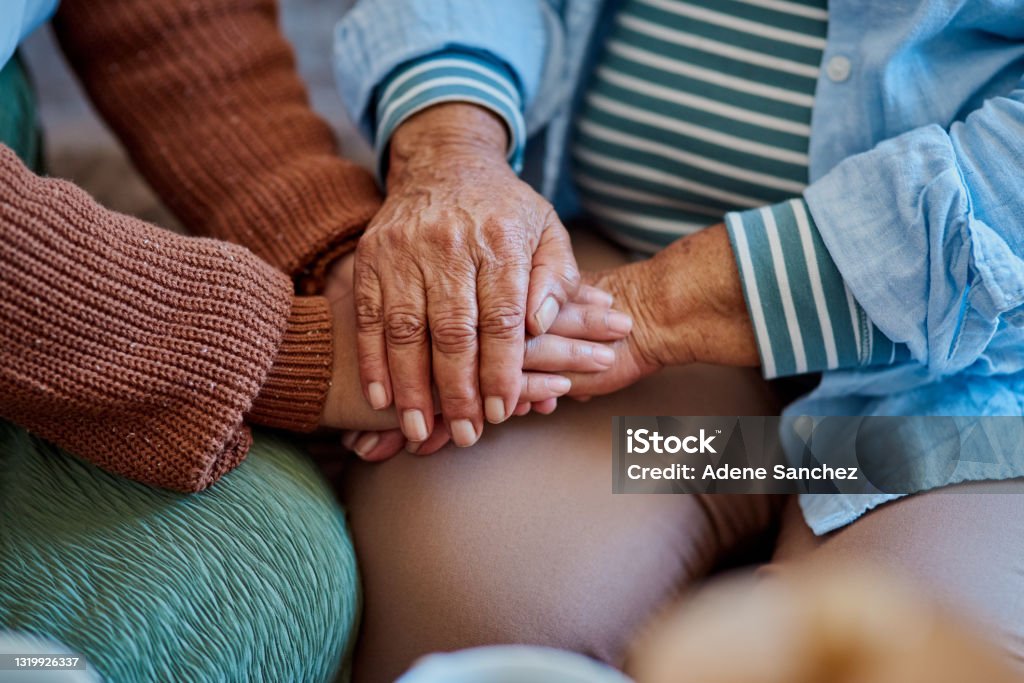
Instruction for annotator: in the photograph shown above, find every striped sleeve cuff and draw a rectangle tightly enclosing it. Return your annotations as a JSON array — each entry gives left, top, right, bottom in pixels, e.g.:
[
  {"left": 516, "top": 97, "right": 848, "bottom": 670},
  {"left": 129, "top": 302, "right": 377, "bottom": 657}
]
[
  {"left": 725, "top": 198, "right": 911, "bottom": 379},
  {"left": 374, "top": 49, "right": 526, "bottom": 180}
]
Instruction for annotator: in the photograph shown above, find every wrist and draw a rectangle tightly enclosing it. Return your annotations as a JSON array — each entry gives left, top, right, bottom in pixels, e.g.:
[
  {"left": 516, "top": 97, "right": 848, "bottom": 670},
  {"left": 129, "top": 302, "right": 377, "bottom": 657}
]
[
  {"left": 652, "top": 225, "right": 757, "bottom": 367},
  {"left": 388, "top": 102, "right": 509, "bottom": 187},
  {"left": 633, "top": 249, "right": 699, "bottom": 369}
]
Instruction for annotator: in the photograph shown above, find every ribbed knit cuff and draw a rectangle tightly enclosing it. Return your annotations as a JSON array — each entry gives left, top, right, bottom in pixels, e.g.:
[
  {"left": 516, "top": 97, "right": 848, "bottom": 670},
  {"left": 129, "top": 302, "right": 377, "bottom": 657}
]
[
  {"left": 0, "top": 145, "right": 300, "bottom": 492},
  {"left": 726, "top": 199, "right": 910, "bottom": 379},
  {"left": 248, "top": 296, "right": 333, "bottom": 432},
  {"left": 374, "top": 49, "right": 526, "bottom": 180}
]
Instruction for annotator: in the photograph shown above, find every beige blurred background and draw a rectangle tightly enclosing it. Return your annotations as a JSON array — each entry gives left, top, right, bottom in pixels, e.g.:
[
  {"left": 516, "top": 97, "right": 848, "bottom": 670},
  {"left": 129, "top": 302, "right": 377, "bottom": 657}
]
[{"left": 21, "top": 0, "right": 370, "bottom": 234}]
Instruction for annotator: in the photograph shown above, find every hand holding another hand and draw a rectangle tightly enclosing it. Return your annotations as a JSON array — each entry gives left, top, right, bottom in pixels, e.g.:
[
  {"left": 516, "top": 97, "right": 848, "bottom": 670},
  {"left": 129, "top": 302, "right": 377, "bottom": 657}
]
[
  {"left": 320, "top": 252, "right": 632, "bottom": 458},
  {"left": 563, "top": 224, "right": 760, "bottom": 399},
  {"left": 352, "top": 103, "right": 586, "bottom": 447},
  {"left": 340, "top": 281, "right": 634, "bottom": 461}
]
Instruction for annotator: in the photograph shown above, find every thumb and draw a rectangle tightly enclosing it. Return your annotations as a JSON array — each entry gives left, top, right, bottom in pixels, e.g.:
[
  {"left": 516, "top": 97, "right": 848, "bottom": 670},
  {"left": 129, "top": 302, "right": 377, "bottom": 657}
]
[{"left": 525, "top": 216, "right": 581, "bottom": 336}]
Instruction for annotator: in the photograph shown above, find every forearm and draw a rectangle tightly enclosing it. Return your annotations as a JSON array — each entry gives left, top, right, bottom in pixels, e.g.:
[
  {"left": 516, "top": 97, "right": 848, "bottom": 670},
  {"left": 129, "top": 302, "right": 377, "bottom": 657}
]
[
  {"left": 801, "top": 83, "right": 1024, "bottom": 375},
  {"left": 0, "top": 146, "right": 328, "bottom": 491},
  {"left": 53, "top": 0, "right": 381, "bottom": 287}
]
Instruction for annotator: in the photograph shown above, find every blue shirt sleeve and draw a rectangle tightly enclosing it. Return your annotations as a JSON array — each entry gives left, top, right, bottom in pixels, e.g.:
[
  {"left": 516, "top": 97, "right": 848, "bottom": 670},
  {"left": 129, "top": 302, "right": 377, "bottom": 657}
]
[
  {"left": 805, "top": 74, "right": 1024, "bottom": 377},
  {"left": 333, "top": 0, "right": 547, "bottom": 142},
  {"left": 373, "top": 50, "right": 527, "bottom": 182},
  {"left": 1, "top": 0, "right": 60, "bottom": 70},
  {"left": 726, "top": 199, "right": 910, "bottom": 378}
]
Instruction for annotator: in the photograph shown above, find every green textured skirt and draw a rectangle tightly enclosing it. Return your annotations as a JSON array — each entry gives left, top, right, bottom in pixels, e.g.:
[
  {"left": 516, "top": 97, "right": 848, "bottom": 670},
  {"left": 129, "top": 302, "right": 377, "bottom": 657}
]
[{"left": 0, "top": 55, "right": 360, "bottom": 683}]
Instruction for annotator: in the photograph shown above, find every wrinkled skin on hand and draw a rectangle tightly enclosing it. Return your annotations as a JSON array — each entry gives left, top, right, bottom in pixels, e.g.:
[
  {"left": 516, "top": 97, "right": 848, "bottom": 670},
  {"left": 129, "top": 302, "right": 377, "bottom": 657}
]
[
  {"left": 342, "top": 224, "right": 760, "bottom": 461},
  {"left": 353, "top": 103, "right": 582, "bottom": 448},
  {"left": 564, "top": 224, "right": 759, "bottom": 399},
  {"left": 323, "top": 252, "right": 630, "bottom": 450},
  {"left": 340, "top": 281, "right": 634, "bottom": 461}
]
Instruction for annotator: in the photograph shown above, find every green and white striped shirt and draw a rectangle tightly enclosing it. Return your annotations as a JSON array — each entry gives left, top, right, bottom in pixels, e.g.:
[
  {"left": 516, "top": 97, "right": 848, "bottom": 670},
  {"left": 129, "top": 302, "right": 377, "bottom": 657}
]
[
  {"left": 573, "top": 0, "right": 825, "bottom": 251},
  {"left": 373, "top": 0, "right": 908, "bottom": 379}
]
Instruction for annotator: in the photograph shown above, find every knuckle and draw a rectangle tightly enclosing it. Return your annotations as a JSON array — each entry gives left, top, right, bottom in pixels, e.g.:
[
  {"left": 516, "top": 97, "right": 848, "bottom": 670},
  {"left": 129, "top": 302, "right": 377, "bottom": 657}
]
[
  {"left": 431, "top": 314, "right": 478, "bottom": 354},
  {"left": 358, "top": 349, "right": 387, "bottom": 369},
  {"left": 479, "top": 303, "right": 526, "bottom": 339},
  {"left": 430, "top": 222, "right": 468, "bottom": 255},
  {"left": 483, "top": 219, "right": 527, "bottom": 253},
  {"left": 391, "top": 229, "right": 422, "bottom": 256},
  {"left": 384, "top": 309, "right": 428, "bottom": 346},
  {"left": 522, "top": 374, "right": 547, "bottom": 399},
  {"left": 483, "top": 372, "right": 521, "bottom": 397},
  {"left": 391, "top": 375, "right": 426, "bottom": 396},
  {"left": 357, "top": 232, "right": 389, "bottom": 260},
  {"left": 569, "top": 341, "right": 591, "bottom": 361},
  {"left": 522, "top": 336, "right": 543, "bottom": 363},
  {"left": 436, "top": 385, "right": 475, "bottom": 405},
  {"left": 562, "top": 265, "right": 582, "bottom": 292},
  {"left": 356, "top": 300, "right": 384, "bottom": 332},
  {"left": 355, "top": 233, "right": 381, "bottom": 255},
  {"left": 438, "top": 384, "right": 479, "bottom": 408}
]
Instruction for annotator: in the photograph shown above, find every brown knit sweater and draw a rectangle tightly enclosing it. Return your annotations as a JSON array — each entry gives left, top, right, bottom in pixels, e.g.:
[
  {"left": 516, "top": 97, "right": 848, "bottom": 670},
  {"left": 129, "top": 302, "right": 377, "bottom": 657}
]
[{"left": 0, "top": 0, "right": 382, "bottom": 492}]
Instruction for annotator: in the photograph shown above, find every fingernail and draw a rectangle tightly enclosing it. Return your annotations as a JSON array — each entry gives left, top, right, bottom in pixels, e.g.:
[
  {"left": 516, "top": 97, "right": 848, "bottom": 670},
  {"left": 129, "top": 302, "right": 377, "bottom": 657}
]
[
  {"left": 535, "top": 296, "right": 559, "bottom": 333},
  {"left": 405, "top": 441, "right": 420, "bottom": 455},
  {"left": 485, "top": 396, "right": 507, "bottom": 424},
  {"left": 354, "top": 432, "right": 380, "bottom": 457},
  {"left": 402, "top": 409, "right": 429, "bottom": 442},
  {"left": 607, "top": 311, "right": 633, "bottom": 334},
  {"left": 342, "top": 431, "right": 361, "bottom": 451},
  {"left": 451, "top": 419, "right": 478, "bottom": 447},
  {"left": 594, "top": 345, "right": 616, "bottom": 366},
  {"left": 367, "top": 382, "right": 388, "bottom": 410},
  {"left": 546, "top": 376, "right": 572, "bottom": 395},
  {"left": 593, "top": 290, "right": 614, "bottom": 306}
]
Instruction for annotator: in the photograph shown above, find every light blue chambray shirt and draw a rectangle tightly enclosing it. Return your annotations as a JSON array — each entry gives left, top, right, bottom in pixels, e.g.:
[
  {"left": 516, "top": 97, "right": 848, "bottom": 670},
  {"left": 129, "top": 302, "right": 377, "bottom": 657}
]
[
  {"left": 1, "top": 0, "right": 59, "bottom": 70},
  {"left": 333, "top": 0, "right": 1024, "bottom": 534}
]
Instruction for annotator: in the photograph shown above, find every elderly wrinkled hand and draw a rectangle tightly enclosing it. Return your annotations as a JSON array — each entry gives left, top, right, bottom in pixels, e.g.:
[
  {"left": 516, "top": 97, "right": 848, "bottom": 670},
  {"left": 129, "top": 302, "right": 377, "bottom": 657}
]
[
  {"left": 564, "top": 224, "right": 760, "bottom": 400},
  {"left": 341, "top": 281, "right": 634, "bottom": 461},
  {"left": 351, "top": 103, "right": 596, "bottom": 448},
  {"left": 321, "top": 251, "right": 631, "bottom": 450}
]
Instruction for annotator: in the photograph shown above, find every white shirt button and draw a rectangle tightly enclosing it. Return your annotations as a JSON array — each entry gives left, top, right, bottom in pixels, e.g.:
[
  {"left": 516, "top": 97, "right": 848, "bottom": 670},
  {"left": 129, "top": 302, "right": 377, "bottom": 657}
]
[{"left": 826, "top": 55, "right": 852, "bottom": 82}]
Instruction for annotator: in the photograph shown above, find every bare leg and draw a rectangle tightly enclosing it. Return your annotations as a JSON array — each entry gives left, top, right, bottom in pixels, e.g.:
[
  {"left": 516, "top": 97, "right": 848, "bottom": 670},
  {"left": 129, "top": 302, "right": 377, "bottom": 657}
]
[
  {"left": 771, "top": 481, "right": 1024, "bottom": 668},
  {"left": 341, "top": 231, "right": 783, "bottom": 682}
]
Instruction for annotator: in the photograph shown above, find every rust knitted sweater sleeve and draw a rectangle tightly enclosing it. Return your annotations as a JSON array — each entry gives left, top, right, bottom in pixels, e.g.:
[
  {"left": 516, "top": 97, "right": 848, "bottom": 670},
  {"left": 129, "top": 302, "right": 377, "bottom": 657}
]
[
  {"left": 52, "top": 0, "right": 382, "bottom": 290},
  {"left": 0, "top": 146, "right": 331, "bottom": 492}
]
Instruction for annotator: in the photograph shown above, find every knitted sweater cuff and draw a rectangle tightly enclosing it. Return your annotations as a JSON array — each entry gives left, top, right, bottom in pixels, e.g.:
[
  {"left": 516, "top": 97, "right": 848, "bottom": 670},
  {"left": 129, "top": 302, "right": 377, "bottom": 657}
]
[
  {"left": 0, "top": 145, "right": 295, "bottom": 493},
  {"left": 248, "top": 296, "right": 333, "bottom": 432}
]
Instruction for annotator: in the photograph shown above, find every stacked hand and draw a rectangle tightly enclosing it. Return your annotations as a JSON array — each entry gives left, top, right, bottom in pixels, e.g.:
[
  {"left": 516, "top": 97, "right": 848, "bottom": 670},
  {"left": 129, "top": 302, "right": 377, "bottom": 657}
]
[
  {"left": 324, "top": 250, "right": 633, "bottom": 458},
  {"left": 348, "top": 103, "right": 587, "bottom": 448},
  {"left": 323, "top": 102, "right": 759, "bottom": 461}
]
